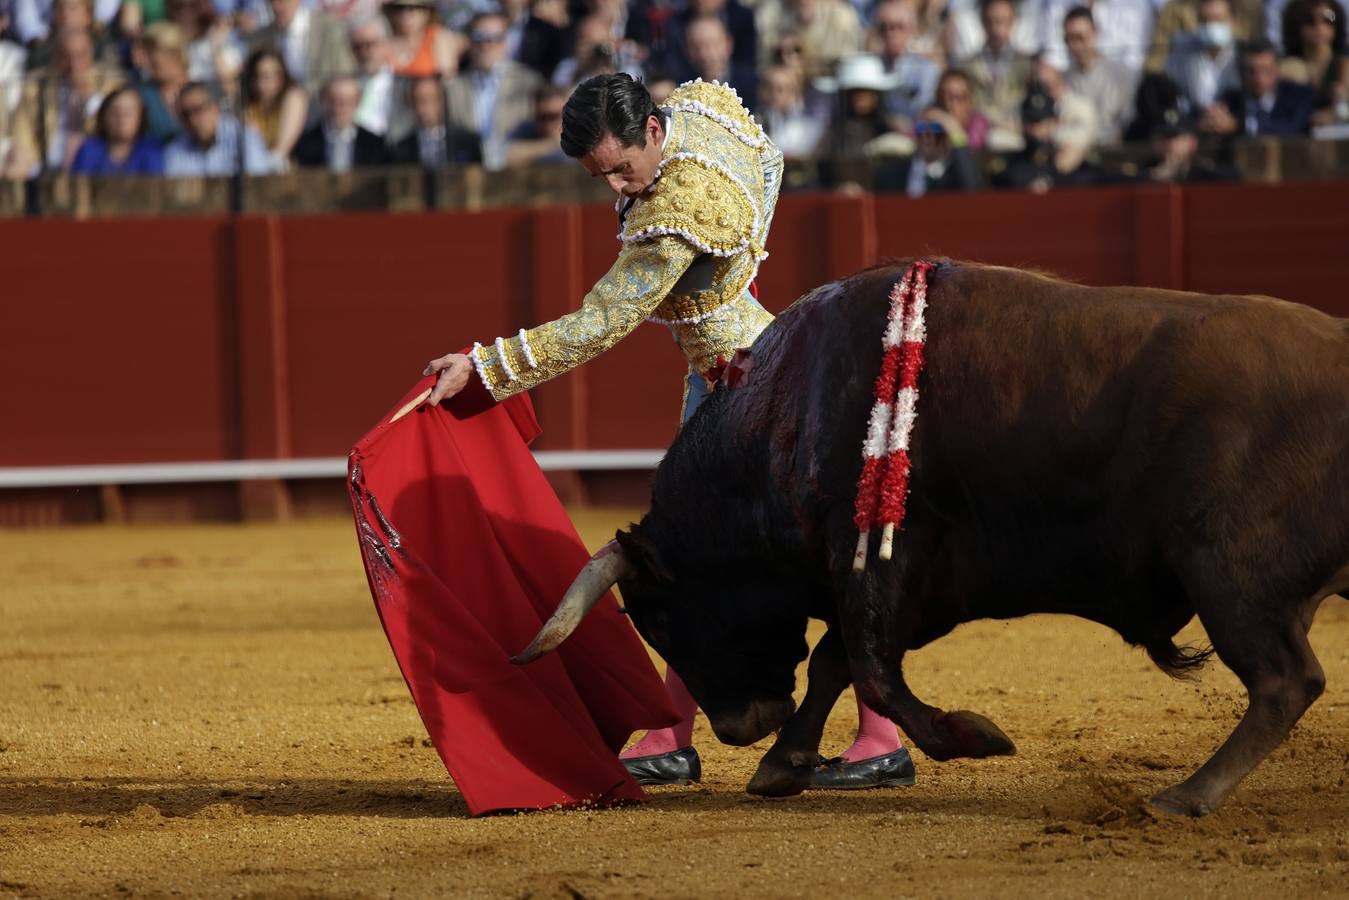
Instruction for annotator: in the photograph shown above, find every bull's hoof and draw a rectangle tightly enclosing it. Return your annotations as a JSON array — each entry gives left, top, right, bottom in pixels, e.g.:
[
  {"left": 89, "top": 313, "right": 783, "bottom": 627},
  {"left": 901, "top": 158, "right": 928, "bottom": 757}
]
[
  {"left": 746, "top": 750, "right": 814, "bottom": 798},
  {"left": 932, "top": 710, "right": 1017, "bottom": 759},
  {"left": 1151, "top": 787, "right": 1213, "bottom": 818}
]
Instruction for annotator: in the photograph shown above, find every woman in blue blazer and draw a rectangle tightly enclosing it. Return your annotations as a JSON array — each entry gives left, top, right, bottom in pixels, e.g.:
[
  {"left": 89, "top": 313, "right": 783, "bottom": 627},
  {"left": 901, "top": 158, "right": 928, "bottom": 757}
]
[{"left": 70, "top": 86, "right": 166, "bottom": 176}]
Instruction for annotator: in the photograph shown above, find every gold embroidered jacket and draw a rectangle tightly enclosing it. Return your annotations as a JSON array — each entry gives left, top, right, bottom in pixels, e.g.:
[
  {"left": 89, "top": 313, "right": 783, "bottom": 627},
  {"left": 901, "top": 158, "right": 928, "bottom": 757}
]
[{"left": 470, "top": 79, "right": 784, "bottom": 400}]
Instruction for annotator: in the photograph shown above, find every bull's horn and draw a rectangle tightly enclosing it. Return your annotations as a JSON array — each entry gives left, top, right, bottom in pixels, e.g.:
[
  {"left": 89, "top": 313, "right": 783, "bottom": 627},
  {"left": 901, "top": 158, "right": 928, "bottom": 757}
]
[{"left": 510, "top": 540, "right": 634, "bottom": 664}]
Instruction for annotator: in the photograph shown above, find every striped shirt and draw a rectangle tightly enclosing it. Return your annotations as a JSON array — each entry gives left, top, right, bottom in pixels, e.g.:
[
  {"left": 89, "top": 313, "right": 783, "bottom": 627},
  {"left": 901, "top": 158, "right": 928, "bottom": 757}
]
[{"left": 164, "top": 115, "right": 280, "bottom": 178}]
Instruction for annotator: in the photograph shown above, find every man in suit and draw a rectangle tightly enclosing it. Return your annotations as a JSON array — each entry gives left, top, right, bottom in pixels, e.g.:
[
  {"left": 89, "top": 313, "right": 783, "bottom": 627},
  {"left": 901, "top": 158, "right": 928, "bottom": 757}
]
[
  {"left": 680, "top": 15, "right": 756, "bottom": 105},
  {"left": 960, "top": 0, "right": 1035, "bottom": 136},
  {"left": 653, "top": 0, "right": 756, "bottom": 79},
  {"left": 391, "top": 75, "right": 483, "bottom": 167},
  {"left": 247, "top": 0, "right": 356, "bottom": 96},
  {"left": 446, "top": 10, "right": 542, "bottom": 170},
  {"left": 876, "top": 110, "right": 981, "bottom": 196},
  {"left": 293, "top": 76, "right": 391, "bottom": 169},
  {"left": 1204, "top": 38, "right": 1316, "bottom": 135}
]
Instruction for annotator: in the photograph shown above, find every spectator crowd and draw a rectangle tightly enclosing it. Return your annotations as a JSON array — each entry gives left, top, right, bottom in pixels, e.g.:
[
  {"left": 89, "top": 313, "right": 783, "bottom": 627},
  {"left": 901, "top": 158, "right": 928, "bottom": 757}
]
[{"left": 0, "top": 0, "right": 1346, "bottom": 191}]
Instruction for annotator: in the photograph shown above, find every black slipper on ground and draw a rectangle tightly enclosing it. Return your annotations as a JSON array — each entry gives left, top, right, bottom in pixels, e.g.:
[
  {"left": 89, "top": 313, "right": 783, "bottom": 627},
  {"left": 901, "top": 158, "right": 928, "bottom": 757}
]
[
  {"left": 621, "top": 746, "right": 702, "bottom": 786},
  {"left": 810, "top": 747, "right": 917, "bottom": 790}
]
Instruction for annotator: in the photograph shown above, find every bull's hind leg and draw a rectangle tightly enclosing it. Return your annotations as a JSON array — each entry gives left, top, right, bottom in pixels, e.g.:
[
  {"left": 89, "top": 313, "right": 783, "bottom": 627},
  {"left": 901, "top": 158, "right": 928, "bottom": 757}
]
[
  {"left": 838, "top": 565, "right": 1016, "bottom": 762},
  {"left": 747, "top": 628, "right": 851, "bottom": 797},
  {"left": 1152, "top": 594, "right": 1328, "bottom": 817}
]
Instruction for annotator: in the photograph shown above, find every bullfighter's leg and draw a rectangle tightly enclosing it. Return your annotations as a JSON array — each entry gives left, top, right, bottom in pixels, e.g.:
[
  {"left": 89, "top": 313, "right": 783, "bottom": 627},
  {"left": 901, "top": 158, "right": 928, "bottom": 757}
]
[
  {"left": 747, "top": 627, "right": 852, "bottom": 797},
  {"left": 622, "top": 666, "right": 698, "bottom": 758},
  {"left": 1152, "top": 594, "right": 1328, "bottom": 817},
  {"left": 839, "top": 699, "right": 904, "bottom": 762},
  {"left": 838, "top": 566, "right": 1016, "bottom": 762}
]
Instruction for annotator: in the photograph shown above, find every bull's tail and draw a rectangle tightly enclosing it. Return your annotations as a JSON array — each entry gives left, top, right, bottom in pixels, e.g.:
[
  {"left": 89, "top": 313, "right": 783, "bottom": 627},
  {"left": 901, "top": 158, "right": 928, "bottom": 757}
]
[{"left": 1145, "top": 637, "right": 1215, "bottom": 681}]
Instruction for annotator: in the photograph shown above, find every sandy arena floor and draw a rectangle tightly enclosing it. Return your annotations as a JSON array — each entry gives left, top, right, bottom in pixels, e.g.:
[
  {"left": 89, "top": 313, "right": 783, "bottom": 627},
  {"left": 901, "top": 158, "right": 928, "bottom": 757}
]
[{"left": 0, "top": 512, "right": 1346, "bottom": 899}]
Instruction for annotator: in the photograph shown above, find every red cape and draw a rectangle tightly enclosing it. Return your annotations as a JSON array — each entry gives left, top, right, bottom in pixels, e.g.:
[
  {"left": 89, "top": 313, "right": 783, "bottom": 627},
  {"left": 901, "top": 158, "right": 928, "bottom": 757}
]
[{"left": 348, "top": 375, "right": 678, "bottom": 816}]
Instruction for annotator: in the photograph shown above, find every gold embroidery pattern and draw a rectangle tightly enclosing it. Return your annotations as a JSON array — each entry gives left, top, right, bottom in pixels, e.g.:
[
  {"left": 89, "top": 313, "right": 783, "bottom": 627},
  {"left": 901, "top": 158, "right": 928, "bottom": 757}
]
[
  {"left": 474, "top": 234, "right": 700, "bottom": 400},
  {"left": 669, "top": 291, "right": 777, "bottom": 375},
  {"left": 472, "top": 79, "right": 785, "bottom": 400},
  {"left": 621, "top": 156, "right": 757, "bottom": 257},
  {"left": 665, "top": 79, "right": 766, "bottom": 148}
]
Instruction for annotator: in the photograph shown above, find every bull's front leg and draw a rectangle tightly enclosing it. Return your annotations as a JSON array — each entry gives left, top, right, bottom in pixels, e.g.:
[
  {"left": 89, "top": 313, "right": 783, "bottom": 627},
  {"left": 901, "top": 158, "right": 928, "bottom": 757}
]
[
  {"left": 746, "top": 627, "right": 851, "bottom": 797},
  {"left": 840, "top": 565, "right": 1016, "bottom": 761}
]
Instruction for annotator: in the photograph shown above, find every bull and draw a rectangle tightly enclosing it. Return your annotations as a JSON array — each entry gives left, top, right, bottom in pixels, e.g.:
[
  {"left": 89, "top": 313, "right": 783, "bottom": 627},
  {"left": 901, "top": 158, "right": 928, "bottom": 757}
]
[{"left": 515, "top": 260, "right": 1349, "bottom": 817}]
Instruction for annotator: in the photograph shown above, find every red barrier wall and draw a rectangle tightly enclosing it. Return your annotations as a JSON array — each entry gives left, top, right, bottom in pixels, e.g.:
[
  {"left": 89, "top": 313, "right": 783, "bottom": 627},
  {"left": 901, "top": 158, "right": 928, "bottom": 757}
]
[{"left": 5, "top": 181, "right": 1349, "bottom": 479}]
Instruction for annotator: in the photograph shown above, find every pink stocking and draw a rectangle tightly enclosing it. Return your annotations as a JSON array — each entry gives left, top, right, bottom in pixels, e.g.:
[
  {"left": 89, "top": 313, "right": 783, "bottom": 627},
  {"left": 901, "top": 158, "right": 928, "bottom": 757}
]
[
  {"left": 840, "top": 695, "right": 904, "bottom": 762},
  {"left": 620, "top": 666, "right": 698, "bottom": 757}
]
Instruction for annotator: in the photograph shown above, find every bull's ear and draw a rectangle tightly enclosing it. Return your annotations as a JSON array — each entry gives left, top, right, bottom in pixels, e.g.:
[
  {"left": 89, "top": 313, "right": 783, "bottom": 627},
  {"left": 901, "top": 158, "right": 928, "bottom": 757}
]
[{"left": 614, "top": 527, "right": 675, "bottom": 585}]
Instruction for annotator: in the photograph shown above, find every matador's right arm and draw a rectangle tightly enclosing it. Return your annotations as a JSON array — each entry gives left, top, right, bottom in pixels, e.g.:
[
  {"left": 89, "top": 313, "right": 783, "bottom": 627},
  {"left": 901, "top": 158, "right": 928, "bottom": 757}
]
[{"left": 469, "top": 233, "right": 700, "bottom": 401}]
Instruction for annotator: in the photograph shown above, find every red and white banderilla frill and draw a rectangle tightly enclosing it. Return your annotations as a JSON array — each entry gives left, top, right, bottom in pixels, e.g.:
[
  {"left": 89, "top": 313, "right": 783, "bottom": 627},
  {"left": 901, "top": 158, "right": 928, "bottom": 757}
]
[{"left": 852, "top": 260, "right": 935, "bottom": 572}]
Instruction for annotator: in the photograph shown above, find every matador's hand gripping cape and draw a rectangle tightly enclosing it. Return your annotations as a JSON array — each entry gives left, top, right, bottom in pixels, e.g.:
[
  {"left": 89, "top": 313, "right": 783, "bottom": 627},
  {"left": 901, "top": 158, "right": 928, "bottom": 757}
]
[{"left": 468, "top": 79, "right": 785, "bottom": 398}]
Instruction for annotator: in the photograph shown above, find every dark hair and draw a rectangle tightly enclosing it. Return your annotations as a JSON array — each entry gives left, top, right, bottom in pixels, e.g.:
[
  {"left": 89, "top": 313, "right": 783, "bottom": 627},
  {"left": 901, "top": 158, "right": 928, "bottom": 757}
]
[
  {"left": 1124, "top": 72, "right": 1182, "bottom": 142},
  {"left": 94, "top": 84, "right": 146, "bottom": 142},
  {"left": 242, "top": 47, "right": 295, "bottom": 108},
  {"left": 1063, "top": 5, "right": 1094, "bottom": 28},
  {"left": 560, "top": 73, "right": 665, "bottom": 158},
  {"left": 178, "top": 80, "right": 220, "bottom": 108},
  {"left": 1283, "top": 0, "right": 1347, "bottom": 57},
  {"left": 1240, "top": 36, "right": 1279, "bottom": 58},
  {"left": 411, "top": 74, "right": 445, "bottom": 97},
  {"left": 937, "top": 67, "right": 973, "bottom": 98},
  {"left": 168, "top": 0, "right": 216, "bottom": 35},
  {"left": 979, "top": 0, "right": 1015, "bottom": 16},
  {"left": 535, "top": 82, "right": 570, "bottom": 104},
  {"left": 467, "top": 10, "right": 507, "bottom": 33}
]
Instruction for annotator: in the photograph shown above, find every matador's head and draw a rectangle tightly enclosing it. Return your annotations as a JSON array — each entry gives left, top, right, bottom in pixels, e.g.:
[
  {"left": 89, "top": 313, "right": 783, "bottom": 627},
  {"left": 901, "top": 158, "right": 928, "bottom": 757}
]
[{"left": 562, "top": 73, "right": 668, "bottom": 198}]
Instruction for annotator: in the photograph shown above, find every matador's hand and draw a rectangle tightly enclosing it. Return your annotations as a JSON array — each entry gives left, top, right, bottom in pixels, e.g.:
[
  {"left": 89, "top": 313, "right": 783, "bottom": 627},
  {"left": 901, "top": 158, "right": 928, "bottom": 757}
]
[{"left": 423, "top": 352, "right": 473, "bottom": 405}]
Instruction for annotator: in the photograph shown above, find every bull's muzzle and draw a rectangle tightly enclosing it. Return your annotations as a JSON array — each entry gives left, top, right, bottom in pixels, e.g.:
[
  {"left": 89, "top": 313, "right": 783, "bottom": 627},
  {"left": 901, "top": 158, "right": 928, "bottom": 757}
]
[
  {"left": 707, "top": 698, "right": 796, "bottom": 747},
  {"left": 511, "top": 540, "right": 634, "bottom": 664}
]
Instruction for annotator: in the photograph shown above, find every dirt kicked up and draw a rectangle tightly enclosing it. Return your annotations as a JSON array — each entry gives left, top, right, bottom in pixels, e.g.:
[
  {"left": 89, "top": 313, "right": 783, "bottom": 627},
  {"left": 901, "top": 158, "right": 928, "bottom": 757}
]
[{"left": 1, "top": 513, "right": 1346, "bottom": 899}]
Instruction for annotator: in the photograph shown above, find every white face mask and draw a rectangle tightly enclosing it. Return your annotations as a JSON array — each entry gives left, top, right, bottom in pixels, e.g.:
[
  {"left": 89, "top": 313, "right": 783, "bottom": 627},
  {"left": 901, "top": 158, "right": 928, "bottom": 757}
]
[{"left": 1197, "top": 20, "right": 1234, "bottom": 49}]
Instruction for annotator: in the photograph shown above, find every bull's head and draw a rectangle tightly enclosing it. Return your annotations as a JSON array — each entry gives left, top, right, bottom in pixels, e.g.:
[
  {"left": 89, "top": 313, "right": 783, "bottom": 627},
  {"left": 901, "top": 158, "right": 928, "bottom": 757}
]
[{"left": 512, "top": 529, "right": 811, "bottom": 747}]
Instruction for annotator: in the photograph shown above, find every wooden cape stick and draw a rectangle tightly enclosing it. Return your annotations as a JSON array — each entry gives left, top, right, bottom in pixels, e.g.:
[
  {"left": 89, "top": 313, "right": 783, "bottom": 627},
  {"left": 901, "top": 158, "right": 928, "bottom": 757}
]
[{"left": 389, "top": 388, "right": 434, "bottom": 424}]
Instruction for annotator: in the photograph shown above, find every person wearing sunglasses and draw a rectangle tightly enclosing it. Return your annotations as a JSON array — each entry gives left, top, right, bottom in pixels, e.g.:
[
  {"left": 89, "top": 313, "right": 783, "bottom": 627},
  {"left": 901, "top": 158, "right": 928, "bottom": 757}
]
[
  {"left": 1202, "top": 36, "right": 1316, "bottom": 135},
  {"left": 163, "top": 80, "right": 279, "bottom": 175},
  {"left": 869, "top": 0, "right": 939, "bottom": 127},
  {"left": 445, "top": 10, "right": 541, "bottom": 169}
]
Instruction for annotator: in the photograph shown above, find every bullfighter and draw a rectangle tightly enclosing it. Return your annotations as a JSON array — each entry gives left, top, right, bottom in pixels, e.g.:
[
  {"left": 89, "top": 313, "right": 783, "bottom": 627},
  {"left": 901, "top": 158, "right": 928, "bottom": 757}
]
[{"left": 421, "top": 72, "right": 915, "bottom": 790}]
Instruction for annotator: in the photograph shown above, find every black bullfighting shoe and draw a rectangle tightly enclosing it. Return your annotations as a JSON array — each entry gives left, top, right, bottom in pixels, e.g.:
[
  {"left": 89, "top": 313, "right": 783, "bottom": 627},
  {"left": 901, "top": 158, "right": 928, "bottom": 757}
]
[
  {"left": 810, "top": 748, "right": 917, "bottom": 790},
  {"left": 621, "top": 747, "right": 702, "bottom": 786}
]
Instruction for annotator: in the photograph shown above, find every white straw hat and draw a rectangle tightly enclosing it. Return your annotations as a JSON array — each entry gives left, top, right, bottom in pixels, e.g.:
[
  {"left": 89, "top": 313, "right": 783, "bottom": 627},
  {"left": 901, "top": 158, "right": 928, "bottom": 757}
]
[{"left": 814, "top": 54, "right": 902, "bottom": 93}]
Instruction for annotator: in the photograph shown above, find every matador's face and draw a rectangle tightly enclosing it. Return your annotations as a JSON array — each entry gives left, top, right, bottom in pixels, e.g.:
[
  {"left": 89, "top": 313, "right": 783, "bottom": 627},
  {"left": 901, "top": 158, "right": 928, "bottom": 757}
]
[{"left": 579, "top": 115, "right": 666, "bottom": 198}]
